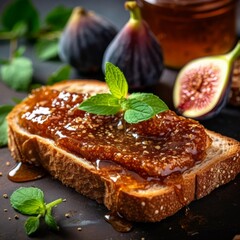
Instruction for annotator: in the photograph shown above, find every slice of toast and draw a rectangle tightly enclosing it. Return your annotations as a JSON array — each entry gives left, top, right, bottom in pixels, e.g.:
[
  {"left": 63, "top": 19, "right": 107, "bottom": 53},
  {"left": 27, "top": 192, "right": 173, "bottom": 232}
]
[{"left": 7, "top": 80, "right": 240, "bottom": 222}]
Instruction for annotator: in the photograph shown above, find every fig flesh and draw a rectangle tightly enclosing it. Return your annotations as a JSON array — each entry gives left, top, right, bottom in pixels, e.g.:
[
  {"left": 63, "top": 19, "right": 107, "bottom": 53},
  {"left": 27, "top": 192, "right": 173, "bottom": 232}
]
[
  {"left": 102, "top": 1, "right": 164, "bottom": 89},
  {"left": 59, "top": 7, "right": 117, "bottom": 73},
  {"left": 173, "top": 41, "right": 240, "bottom": 119}
]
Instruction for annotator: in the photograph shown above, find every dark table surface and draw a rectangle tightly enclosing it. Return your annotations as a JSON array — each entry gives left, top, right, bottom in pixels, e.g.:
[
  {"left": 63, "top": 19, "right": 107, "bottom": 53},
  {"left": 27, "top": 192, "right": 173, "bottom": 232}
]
[{"left": 1, "top": 1, "right": 240, "bottom": 240}]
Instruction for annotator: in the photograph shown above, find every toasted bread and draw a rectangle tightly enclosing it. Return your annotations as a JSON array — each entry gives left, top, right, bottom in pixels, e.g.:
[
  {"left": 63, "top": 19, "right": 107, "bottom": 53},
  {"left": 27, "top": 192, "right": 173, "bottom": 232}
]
[{"left": 7, "top": 80, "right": 240, "bottom": 222}]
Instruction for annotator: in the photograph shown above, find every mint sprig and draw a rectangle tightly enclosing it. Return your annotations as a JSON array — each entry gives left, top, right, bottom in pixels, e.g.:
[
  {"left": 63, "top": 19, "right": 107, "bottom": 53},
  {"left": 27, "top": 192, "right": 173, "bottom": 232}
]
[
  {"left": 10, "top": 187, "right": 63, "bottom": 235},
  {"left": 79, "top": 62, "right": 168, "bottom": 123}
]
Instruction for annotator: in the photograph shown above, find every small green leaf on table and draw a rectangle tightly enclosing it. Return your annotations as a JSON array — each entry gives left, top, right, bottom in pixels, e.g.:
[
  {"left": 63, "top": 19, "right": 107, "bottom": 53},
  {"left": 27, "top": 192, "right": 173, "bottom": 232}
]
[{"left": 10, "top": 187, "right": 63, "bottom": 236}]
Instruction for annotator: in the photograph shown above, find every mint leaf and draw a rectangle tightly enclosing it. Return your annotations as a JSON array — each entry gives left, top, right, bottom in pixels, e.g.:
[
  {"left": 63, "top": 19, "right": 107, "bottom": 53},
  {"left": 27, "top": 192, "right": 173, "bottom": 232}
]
[
  {"left": 47, "top": 65, "right": 71, "bottom": 85},
  {"left": 1, "top": 0, "right": 40, "bottom": 35},
  {"left": 0, "top": 105, "right": 14, "bottom": 147},
  {"left": 79, "top": 63, "right": 168, "bottom": 123},
  {"left": 124, "top": 98, "right": 154, "bottom": 124},
  {"left": 35, "top": 39, "right": 59, "bottom": 61},
  {"left": 10, "top": 187, "right": 45, "bottom": 215},
  {"left": 13, "top": 199, "right": 45, "bottom": 215},
  {"left": 10, "top": 187, "right": 63, "bottom": 236},
  {"left": 45, "top": 5, "right": 72, "bottom": 30},
  {"left": 45, "top": 211, "right": 59, "bottom": 231},
  {"left": 105, "top": 62, "right": 128, "bottom": 99},
  {"left": 24, "top": 216, "right": 40, "bottom": 235},
  {"left": 129, "top": 93, "right": 168, "bottom": 114},
  {"left": 0, "top": 57, "right": 33, "bottom": 91},
  {"left": 79, "top": 93, "right": 121, "bottom": 115}
]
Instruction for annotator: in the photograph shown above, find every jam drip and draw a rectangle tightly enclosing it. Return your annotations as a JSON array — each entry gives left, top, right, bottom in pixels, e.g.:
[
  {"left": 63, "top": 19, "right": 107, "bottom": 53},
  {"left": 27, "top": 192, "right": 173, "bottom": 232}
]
[{"left": 19, "top": 87, "right": 211, "bottom": 179}]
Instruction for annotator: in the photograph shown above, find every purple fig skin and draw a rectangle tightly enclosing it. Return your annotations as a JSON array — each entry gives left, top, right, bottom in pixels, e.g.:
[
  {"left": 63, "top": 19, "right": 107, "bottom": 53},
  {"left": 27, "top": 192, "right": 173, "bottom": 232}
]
[
  {"left": 102, "top": 2, "right": 164, "bottom": 89},
  {"left": 59, "top": 7, "right": 117, "bottom": 73}
]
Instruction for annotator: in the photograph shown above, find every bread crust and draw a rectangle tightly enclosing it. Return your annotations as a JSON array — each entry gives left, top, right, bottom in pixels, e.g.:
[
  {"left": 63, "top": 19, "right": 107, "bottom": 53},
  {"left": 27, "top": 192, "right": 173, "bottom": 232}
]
[{"left": 7, "top": 80, "right": 240, "bottom": 222}]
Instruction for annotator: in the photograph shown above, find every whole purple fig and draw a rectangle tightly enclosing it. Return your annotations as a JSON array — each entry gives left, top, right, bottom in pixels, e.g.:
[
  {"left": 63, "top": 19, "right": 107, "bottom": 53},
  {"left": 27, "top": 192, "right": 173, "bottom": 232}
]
[
  {"left": 59, "top": 7, "right": 117, "bottom": 73},
  {"left": 102, "top": 1, "right": 164, "bottom": 89}
]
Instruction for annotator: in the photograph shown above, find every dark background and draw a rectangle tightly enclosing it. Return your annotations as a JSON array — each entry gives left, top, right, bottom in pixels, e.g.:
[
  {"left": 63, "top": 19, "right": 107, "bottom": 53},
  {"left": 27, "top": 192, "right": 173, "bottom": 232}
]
[{"left": 0, "top": 1, "right": 240, "bottom": 240}]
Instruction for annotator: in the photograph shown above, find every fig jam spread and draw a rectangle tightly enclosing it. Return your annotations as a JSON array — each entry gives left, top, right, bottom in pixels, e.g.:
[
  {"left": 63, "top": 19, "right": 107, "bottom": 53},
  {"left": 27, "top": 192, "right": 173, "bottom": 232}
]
[{"left": 19, "top": 87, "right": 211, "bottom": 179}]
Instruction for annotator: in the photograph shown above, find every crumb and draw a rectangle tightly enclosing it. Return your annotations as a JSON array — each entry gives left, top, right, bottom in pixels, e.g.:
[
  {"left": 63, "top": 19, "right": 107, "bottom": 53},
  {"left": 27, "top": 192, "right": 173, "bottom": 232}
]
[
  {"left": 14, "top": 215, "right": 19, "bottom": 220},
  {"left": 65, "top": 213, "right": 70, "bottom": 218},
  {"left": 4, "top": 209, "right": 7, "bottom": 212},
  {"left": 77, "top": 227, "right": 82, "bottom": 231},
  {"left": 0, "top": 172, "right": 2, "bottom": 176},
  {"left": 8, "top": 217, "right": 11, "bottom": 221},
  {"left": 63, "top": 199, "right": 67, "bottom": 202},
  {"left": 3, "top": 193, "right": 8, "bottom": 199},
  {"left": 6, "top": 161, "right": 10, "bottom": 166}
]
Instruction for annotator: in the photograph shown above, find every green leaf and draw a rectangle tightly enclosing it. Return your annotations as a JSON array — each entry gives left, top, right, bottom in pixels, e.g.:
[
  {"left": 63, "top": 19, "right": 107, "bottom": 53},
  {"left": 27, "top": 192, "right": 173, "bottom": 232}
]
[
  {"left": 0, "top": 105, "right": 14, "bottom": 124},
  {"left": 45, "top": 5, "right": 72, "bottom": 30},
  {"left": 0, "top": 59, "right": 9, "bottom": 65},
  {"left": 0, "top": 57, "right": 33, "bottom": 91},
  {"left": 79, "top": 93, "right": 121, "bottom": 115},
  {"left": 0, "top": 120, "right": 8, "bottom": 147},
  {"left": 10, "top": 187, "right": 63, "bottom": 236},
  {"left": 13, "top": 199, "right": 45, "bottom": 215},
  {"left": 129, "top": 93, "right": 168, "bottom": 114},
  {"left": 30, "top": 83, "right": 42, "bottom": 90},
  {"left": 47, "top": 65, "right": 71, "bottom": 85},
  {"left": 79, "top": 63, "right": 168, "bottom": 123},
  {"left": 105, "top": 62, "right": 128, "bottom": 99},
  {"left": 35, "top": 39, "right": 59, "bottom": 61},
  {"left": 11, "top": 97, "right": 22, "bottom": 104},
  {"left": 11, "top": 21, "right": 28, "bottom": 38},
  {"left": 0, "top": 105, "right": 14, "bottom": 147},
  {"left": 13, "top": 46, "right": 26, "bottom": 58},
  {"left": 24, "top": 216, "right": 40, "bottom": 235},
  {"left": 124, "top": 98, "right": 154, "bottom": 124},
  {"left": 1, "top": 0, "right": 40, "bottom": 35},
  {"left": 10, "top": 187, "right": 45, "bottom": 215},
  {"left": 45, "top": 211, "right": 59, "bottom": 231}
]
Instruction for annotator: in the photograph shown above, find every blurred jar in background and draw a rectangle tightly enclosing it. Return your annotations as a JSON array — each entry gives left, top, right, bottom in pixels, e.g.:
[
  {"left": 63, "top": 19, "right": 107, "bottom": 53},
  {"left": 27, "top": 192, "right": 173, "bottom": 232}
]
[{"left": 138, "top": 0, "right": 238, "bottom": 69}]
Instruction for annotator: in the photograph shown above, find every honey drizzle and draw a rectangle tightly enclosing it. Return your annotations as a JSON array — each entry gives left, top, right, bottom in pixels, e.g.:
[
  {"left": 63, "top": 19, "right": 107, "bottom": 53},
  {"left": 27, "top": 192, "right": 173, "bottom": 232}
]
[
  {"left": 8, "top": 162, "right": 46, "bottom": 182},
  {"left": 104, "top": 212, "right": 133, "bottom": 232}
]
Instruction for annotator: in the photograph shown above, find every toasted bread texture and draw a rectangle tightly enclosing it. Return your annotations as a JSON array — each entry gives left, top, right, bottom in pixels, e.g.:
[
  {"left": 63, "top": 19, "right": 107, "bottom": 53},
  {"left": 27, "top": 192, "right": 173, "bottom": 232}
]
[{"left": 7, "top": 80, "right": 240, "bottom": 222}]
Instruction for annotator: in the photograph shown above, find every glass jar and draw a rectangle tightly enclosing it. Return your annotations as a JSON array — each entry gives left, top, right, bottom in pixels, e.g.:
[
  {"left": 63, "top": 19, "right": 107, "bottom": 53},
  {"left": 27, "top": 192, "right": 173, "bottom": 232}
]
[{"left": 139, "top": 0, "right": 238, "bottom": 69}]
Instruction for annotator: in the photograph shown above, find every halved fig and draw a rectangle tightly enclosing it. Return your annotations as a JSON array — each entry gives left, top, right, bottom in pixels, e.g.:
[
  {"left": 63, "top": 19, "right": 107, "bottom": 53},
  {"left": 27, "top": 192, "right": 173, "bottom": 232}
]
[{"left": 173, "top": 41, "right": 240, "bottom": 119}]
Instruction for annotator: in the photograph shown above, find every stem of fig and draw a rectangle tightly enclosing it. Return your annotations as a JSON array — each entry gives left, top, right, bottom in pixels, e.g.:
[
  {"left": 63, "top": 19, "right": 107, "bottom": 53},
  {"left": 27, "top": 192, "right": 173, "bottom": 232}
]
[
  {"left": 125, "top": 1, "right": 142, "bottom": 25},
  {"left": 69, "top": 7, "right": 87, "bottom": 25},
  {"left": 225, "top": 40, "right": 240, "bottom": 63}
]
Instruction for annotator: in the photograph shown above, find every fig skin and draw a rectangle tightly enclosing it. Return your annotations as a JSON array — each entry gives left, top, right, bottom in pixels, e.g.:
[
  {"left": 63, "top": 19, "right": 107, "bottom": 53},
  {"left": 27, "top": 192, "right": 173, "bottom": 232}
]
[
  {"left": 173, "top": 41, "right": 240, "bottom": 120},
  {"left": 102, "top": 1, "right": 164, "bottom": 89},
  {"left": 58, "top": 7, "right": 117, "bottom": 73}
]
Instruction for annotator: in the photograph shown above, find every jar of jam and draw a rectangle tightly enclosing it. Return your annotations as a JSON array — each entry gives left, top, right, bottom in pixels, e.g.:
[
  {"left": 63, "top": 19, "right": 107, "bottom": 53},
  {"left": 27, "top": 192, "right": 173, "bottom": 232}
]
[{"left": 138, "top": 0, "right": 238, "bottom": 69}]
